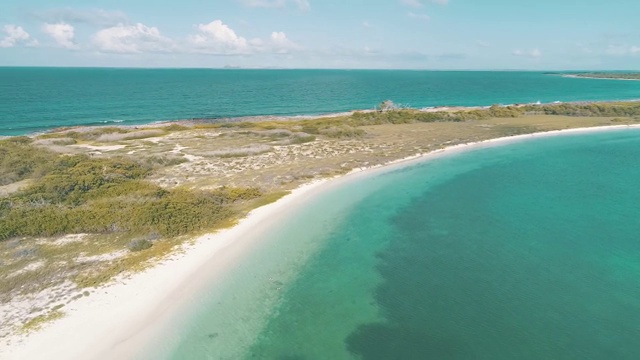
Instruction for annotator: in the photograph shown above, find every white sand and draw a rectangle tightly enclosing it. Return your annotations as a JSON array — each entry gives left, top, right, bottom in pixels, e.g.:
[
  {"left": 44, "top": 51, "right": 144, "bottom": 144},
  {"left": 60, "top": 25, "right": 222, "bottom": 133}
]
[{"left": 1, "top": 124, "right": 639, "bottom": 360}]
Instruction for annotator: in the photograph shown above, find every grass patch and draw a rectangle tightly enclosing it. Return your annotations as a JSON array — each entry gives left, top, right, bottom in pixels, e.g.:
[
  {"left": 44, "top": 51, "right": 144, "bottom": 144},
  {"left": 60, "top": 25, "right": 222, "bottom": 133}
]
[
  {"left": 21, "top": 309, "right": 64, "bottom": 333},
  {"left": 246, "top": 190, "right": 291, "bottom": 210},
  {"left": 210, "top": 145, "right": 272, "bottom": 158},
  {"left": 163, "top": 124, "right": 191, "bottom": 132},
  {"left": 95, "top": 129, "right": 165, "bottom": 142}
]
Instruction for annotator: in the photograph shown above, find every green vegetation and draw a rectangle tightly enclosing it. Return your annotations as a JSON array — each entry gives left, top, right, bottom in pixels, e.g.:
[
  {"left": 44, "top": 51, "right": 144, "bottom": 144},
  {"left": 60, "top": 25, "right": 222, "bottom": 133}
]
[
  {"left": 0, "top": 137, "right": 58, "bottom": 185},
  {"left": 569, "top": 73, "right": 640, "bottom": 80},
  {"left": 128, "top": 238, "right": 153, "bottom": 252},
  {"left": 219, "top": 102, "right": 640, "bottom": 134},
  {"left": 162, "top": 124, "right": 191, "bottom": 132},
  {"left": 242, "top": 190, "right": 291, "bottom": 211},
  {"left": 38, "top": 127, "right": 166, "bottom": 142},
  {"left": 0, "top": 140, "right": 263, "bottom": 241},
  {"left": 521, "top": 102, "right": 640, "bottom": 117},
  {"left": 20, "top": 309, "right": 64, "bottom": 333}
]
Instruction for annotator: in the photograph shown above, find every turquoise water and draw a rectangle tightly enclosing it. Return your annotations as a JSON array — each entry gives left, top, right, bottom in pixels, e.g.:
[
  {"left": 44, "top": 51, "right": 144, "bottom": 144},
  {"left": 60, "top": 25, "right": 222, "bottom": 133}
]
[
  {"left": 166, "top": 129, "right": 640, "bottom": 359},
  {"left": 2, "top": 68, "right": 640, "bottom": 135}
]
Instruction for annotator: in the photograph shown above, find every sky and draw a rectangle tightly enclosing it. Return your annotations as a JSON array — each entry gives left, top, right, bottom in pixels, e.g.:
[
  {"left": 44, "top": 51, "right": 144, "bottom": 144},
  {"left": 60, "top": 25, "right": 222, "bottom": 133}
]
[{"left": 1, "top": 0, "right": 639, "bottom": 69}]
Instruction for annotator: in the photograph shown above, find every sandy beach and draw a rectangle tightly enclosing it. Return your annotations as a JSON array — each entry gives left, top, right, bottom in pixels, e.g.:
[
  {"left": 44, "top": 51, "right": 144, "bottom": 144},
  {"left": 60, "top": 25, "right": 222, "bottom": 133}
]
[{"left": 2, "top": 123, "right": 640, "bottom": 360}]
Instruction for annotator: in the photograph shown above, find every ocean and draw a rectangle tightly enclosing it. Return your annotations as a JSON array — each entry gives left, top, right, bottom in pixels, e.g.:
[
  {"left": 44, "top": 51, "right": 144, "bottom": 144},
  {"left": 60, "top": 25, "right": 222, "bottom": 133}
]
[
  {"left": 165, "top": 128, "right": 640, "bottom": 359},
  {"left": 2, "top": 68, "right": 640, "bottom": 136}
]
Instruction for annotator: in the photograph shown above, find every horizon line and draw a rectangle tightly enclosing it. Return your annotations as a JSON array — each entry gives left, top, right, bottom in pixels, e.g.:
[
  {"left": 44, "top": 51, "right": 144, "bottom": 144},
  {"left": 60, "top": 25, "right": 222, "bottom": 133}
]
[{"left": 0, "top": 66, "right": 639, "bottom": 72}]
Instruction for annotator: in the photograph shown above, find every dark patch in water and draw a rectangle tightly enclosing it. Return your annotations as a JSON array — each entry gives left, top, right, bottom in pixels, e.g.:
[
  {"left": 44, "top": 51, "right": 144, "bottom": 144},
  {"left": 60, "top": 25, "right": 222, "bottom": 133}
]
[{"left": 346, "top": 132, "right": 640, "bottom": 359}]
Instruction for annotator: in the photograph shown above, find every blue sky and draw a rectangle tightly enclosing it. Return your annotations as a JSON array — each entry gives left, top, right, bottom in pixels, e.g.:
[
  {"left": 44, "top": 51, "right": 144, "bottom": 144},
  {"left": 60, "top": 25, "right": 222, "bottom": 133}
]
[{"left": 1, "top": 0, "right": 639, "bottom": 69}]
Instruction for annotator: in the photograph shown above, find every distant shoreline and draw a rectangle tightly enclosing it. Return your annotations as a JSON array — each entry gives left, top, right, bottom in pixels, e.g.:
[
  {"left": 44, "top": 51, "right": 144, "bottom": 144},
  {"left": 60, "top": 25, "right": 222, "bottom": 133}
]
[
  {"left": 3, "top": 123, "right": 640, "bottom": 359},
  {"left": 17, "top": 98, "right": 640, "bottom": 138},
  {"left": 562, "top": 74, "right": 640, "bottom": 81}
]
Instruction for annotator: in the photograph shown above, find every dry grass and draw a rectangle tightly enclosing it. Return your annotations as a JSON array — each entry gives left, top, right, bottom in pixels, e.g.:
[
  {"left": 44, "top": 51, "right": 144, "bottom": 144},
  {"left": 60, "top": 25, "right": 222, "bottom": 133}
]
[
  {"left": 20, "top": 309, "right": 64, "bottom": 333},
  {"left": 95, "top": 129, "right": 165, "bottom": 142}
]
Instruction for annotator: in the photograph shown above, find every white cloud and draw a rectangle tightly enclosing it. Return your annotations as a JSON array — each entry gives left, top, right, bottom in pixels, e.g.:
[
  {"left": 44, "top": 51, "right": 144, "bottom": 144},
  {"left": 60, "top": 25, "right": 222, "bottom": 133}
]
[
  {"left": 408, "top": 12, "right": 430, "bottom": 21},
  {"left": 43, "top": 23, "right": 77, "bottom": 49},
  {"left": 0, "top": 25, "right": 36, "bottom": 48},
  {"left": 188, "top": 20, "right": 298, "bottom": 55},
  {"left": 92, "top": 23, "right": 174, "bottom": 53},
  {"left": 189, "top": 20, "right": 250, "bottom": 54},
  {"left": 240, "top": 0, "right": 310, "bottom": 11},
  {"left": 512, "top": 48, "right": 542, "bottom": 58},
  {"left": 268, "top": 31, "right": 298, "bottom": 53}
]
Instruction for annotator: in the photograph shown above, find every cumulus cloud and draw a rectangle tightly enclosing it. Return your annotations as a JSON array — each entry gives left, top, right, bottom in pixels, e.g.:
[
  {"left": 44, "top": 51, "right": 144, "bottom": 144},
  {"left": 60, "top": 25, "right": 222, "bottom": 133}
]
[
  {"left": 43, "top": 23, "right": 77, "bottom": 49},
  {"left": 267, "top": 31, "right": 298, "bottom": 53},
  {"left": 188, "top": 20, "right": 250, "bottom": 54},
  {"left": 188, "top": 20, "right": 298, "bottom": 55},
  {"left": 240, "top": 0, "right": 310, "bottom": 11},
  {"left": 512, "top": 48, "right": 542, "bottom": 58},
  {"left": 92, "top": 23, "right": 175, "bottom": 53},
  {"left": 0, "top": 25, "right": 36, "bottom": 48},
  {"left": 34, "top": 8, "right": 128, "bottom": 27}
]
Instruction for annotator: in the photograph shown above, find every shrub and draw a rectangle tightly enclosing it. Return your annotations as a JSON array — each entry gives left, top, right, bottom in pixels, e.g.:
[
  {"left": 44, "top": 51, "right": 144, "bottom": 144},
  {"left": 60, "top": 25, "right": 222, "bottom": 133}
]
[
  {"left": 290, "top": 133, "right": 316, "bottom": 144},
  {"left": 128, "top": 239, "right": 153, "bottom": 252},
  {"left": 210, "top": 145, "right": 272, "bottom": 158},
  {"left": 320, "top": 127, "right": 365, "bottom": 138},
  {"left": 0, "top": 141, "right": 265, "bottom": 241},
  {"left": 163, "top": 124, "right": 190, "bottom": 132}
]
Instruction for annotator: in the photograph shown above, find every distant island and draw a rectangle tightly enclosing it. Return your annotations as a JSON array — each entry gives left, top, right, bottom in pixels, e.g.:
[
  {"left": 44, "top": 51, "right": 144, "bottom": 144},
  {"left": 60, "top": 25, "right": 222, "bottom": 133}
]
[{"left": 564, "top": 72, "right": 640, "bottom": 80}]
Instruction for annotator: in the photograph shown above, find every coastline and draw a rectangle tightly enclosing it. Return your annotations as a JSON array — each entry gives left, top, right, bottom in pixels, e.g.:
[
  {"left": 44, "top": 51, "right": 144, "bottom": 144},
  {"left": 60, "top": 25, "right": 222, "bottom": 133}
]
[
  {"left": 7, "top": 98, "right": 640, "bottom": 138},
  {"left": 2, "top": 123, "right": 640, "bottom": 359},
  {"left": 562, "top": 74, "right": 640, "bottom": 81}
]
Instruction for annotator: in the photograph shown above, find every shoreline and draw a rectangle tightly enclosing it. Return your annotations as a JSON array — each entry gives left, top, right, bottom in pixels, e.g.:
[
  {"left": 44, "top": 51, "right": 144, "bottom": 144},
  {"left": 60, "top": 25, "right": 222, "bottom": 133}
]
[
  {"left": 5, "top": 98, "right": 640, "bottom": 138},
  {"left": 562, "top": 74, "right": 640, "bottom": 81},
  {"left": 2, "top": 123, "right": 640, "bottom": 359}
]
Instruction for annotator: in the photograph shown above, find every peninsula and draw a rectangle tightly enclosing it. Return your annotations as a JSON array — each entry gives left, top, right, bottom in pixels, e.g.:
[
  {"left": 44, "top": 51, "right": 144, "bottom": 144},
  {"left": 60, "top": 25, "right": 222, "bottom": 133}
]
[
  {"left": 565, "top": 72, "right": 640, "bottom": 80},
  {"left": 2, "top": 100, "right": 640, "bottom": 358}
]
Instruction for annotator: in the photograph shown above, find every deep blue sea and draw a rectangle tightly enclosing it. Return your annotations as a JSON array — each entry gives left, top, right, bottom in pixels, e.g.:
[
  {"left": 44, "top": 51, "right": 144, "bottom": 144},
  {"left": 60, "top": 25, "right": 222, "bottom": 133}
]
[
  {"left": 2, "top": 68, "right": 640, "bottom": 135},
  {"left": 165, "top": 129, "right": 640, "bottom": 359}
]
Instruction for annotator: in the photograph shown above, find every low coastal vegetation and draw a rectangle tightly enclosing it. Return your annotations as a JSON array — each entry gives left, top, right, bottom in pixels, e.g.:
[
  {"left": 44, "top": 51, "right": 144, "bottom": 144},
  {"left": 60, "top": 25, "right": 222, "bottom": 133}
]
[
  {"left": 568, "top": 72, "right": 640, "bottom": 80},
  {"left": 1, "top": 99, "right": 639, "bottom": 336},
  {"left": 0, "top": 140, "right": 261, "bottom": 241}
]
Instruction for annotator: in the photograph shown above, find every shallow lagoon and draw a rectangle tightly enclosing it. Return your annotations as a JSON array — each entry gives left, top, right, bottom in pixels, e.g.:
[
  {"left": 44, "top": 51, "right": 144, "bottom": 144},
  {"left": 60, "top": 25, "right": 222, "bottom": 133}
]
[{"left": 169, "top": 129, "right": 640, "bottom": 359}]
